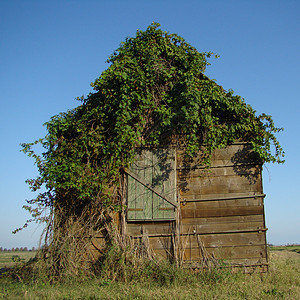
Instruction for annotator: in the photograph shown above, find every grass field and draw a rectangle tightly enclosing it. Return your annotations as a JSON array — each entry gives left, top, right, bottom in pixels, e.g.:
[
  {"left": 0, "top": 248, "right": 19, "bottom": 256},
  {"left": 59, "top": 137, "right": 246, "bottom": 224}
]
[
  {"left": 0, "top": 246, "right": 299, "bottom": 299},
  {"left": 269, "top": 244, "right": 300, "bottom": 254},
  {"left": 0, "top": 251, "right": 37, "bottom": 269}
]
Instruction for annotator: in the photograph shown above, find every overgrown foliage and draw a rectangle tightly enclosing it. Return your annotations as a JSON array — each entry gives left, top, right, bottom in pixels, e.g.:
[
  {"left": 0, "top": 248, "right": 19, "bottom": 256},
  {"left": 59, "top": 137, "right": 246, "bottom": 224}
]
[{"left": 18, "top": 23, "right": 284, "bottom": 276}]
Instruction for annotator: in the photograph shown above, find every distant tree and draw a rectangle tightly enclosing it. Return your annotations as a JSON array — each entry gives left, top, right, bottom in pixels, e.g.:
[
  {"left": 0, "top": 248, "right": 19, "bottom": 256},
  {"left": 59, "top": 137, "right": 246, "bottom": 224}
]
[
  {"left": 24, "top": 247, "right": 28, "bottom": 251},
  {"left": 3, "top": 248, "right": 7, "bottom": 252},
  {"left": 15, "top": 247, "right": 19, "bottom": 251},
  {"left": 31, "top": 246, "right": 35, "bottom": 251},
  {"left": 11, "top": 247, "right": 15, "bottom": 252},
  {"left": 0, "top": 247, "right": 3, "bottom": 252}
]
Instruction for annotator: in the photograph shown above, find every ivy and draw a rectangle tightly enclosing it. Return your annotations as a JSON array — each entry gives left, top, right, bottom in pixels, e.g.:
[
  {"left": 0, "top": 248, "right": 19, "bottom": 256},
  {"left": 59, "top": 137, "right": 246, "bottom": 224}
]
[{"left": 19, "top": 23, "right": 284, "bottom": 235}]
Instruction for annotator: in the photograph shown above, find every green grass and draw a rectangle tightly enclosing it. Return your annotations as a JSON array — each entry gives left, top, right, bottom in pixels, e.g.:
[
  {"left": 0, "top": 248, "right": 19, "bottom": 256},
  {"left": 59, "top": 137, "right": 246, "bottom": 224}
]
[
  {"left": 0, "top": 247, "right": 299, "bottom": 299},
  {"left": 269, "top": 244, "right": 300, "bottom": 254},
  {"left": 0, "top": 251, "right": 37, "bottom": 268}
]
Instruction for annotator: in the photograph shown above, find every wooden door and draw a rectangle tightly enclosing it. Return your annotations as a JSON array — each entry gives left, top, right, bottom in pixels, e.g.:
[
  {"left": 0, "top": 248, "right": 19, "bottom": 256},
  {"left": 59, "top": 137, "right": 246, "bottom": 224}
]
[{"left": 127, "top": 149, "right": 177, "bottom": 221}]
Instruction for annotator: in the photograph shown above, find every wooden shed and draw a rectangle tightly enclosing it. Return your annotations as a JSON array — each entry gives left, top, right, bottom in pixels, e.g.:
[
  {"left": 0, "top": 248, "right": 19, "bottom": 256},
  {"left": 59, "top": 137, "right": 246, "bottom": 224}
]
[{"left": 91, "top": 141, "right": 268, "bottom": 272}]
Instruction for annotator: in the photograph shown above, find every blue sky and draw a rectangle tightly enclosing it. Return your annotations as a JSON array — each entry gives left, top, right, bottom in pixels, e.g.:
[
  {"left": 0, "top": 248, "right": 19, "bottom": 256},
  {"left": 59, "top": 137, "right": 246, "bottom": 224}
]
[{"left": 0, "top": 0, "right": 299, "bottom": 248}]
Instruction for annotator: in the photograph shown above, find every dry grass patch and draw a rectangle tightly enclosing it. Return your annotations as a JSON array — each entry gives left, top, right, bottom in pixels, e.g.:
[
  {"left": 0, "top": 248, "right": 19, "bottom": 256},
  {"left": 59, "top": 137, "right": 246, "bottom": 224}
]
[
  {"left": 0, "top": 247, "right": 299, "bottom": 299},
  {"left": 0, "top": 251, "right": 36, "bottom": 269}
]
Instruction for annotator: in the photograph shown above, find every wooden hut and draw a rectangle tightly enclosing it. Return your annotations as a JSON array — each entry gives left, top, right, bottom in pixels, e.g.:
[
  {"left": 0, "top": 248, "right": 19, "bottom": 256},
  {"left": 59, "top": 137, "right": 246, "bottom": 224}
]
[{"left": 91, "top": 141, "right": 268, "bottom": 272}]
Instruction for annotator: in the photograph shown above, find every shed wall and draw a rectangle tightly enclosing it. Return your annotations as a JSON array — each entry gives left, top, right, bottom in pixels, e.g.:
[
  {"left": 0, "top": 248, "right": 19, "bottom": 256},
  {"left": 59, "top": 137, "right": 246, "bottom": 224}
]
[
  {"left": 177, "top": 143, "right": 267, "bottom": 269},
  {"left": 92, "top": 143, "right": 268, "bottom": 270}
]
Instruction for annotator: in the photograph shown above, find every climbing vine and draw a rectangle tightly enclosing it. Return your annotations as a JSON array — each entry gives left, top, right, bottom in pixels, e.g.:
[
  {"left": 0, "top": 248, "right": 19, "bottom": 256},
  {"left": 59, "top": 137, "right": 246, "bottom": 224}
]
[{"left": 19, "top": 23, "right": 284, "bottom": 244}]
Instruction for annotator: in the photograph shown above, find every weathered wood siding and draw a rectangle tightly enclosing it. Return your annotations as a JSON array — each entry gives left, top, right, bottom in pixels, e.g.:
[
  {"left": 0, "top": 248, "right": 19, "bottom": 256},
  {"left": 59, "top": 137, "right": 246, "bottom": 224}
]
[
  {"left": 91, "top": 143, "right": 268, "bottom": 270},
  {"left": 177, "top": 143, "right": 267, "bottom": 268}
]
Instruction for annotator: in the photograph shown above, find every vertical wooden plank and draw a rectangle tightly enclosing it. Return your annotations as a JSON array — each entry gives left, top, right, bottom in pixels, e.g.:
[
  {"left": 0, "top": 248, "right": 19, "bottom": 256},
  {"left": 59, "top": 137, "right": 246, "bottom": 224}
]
[
  {"left": 152, "top": 149, "right": 163, "bottom": 219},
  {"left": 142, "top": 150, "right": 153, "bottom": 220},
  {"left": 127, "top": 153, "right": 143, "bottom": 220},
  {"left": 127, "top": 172, "right": 137, "bottom": 220},
  {"left": 133, "top": 153, "right": 144, "bottom": 220},
  {"left": 152, "top": 149, "right": 176, "bottom": 220}
]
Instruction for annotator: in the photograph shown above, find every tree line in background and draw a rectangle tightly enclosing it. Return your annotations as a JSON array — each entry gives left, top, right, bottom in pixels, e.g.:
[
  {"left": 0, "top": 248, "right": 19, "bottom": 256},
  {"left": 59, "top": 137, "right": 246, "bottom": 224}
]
[{"left": 0, "top": 247, "right": 37, "bottom": 252}]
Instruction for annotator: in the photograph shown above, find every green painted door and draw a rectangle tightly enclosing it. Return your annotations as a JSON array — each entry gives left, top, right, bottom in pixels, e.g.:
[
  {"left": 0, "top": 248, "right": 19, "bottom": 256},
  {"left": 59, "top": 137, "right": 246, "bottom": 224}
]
[{"left": 127, "top": 149, "right": 176, "bottom": 221}]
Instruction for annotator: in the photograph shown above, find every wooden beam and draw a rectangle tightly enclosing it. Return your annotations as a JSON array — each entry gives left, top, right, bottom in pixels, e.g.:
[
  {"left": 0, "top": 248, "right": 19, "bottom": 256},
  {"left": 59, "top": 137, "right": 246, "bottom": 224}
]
[{"left": 181, "top": 193, "right": 266, "bottom": 203}]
